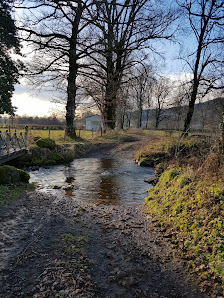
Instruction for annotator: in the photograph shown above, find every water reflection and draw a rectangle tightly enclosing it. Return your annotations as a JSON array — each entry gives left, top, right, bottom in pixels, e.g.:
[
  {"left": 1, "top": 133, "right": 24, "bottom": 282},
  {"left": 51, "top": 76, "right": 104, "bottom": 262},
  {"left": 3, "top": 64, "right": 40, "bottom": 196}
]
[
  {"left": 65, "top": 189, "right": 74, "bottom": 196},
  {"left": 97, "top": 159, "right": 120, "bottom": 204},
  {"left": 30, "top": 157, "right": 154, "bottom": 207}
]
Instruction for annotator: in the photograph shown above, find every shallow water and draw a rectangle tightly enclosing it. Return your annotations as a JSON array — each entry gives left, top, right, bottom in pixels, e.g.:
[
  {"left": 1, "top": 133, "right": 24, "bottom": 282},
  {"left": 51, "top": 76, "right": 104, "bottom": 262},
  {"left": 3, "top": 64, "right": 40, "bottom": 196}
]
[{"left": 29, "top": 154, "right": 154, "bottom": 207}]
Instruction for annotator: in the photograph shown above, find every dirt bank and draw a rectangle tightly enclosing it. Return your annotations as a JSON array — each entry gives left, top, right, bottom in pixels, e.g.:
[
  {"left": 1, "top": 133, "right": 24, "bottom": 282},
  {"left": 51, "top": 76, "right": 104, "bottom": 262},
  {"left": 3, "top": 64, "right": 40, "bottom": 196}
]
[{"left": 0, "top": 134, "right": 206, "bottom": 297}]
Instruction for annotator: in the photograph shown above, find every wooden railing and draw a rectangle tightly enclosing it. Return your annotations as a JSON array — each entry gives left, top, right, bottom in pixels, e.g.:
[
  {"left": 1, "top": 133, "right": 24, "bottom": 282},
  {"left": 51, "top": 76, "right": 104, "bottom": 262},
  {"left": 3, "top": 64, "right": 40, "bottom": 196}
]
[{"left": 0, "top": 129, "right": 28, "bottom": 160}]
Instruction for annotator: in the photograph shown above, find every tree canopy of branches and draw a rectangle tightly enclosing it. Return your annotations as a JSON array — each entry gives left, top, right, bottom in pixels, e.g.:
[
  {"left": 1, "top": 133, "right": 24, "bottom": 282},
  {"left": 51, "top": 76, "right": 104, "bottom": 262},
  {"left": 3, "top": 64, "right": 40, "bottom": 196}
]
[
  {"left": 150, "top": 77, "right": 171, "bottom": 129},
  {"left": 0, "top": 0, "right": 21, "bottom": 115},
  {"left": 178, "top": 0, "right": 224, "bottom": 134},
  {"left": 81, "top": 0, "right": 176, "bottom": 129},
  {"left": 131, "top": 65, "right": 154, "bottom": 128},
  {"left": 17, "top": 0, "right": 93, "bottom": 138}
]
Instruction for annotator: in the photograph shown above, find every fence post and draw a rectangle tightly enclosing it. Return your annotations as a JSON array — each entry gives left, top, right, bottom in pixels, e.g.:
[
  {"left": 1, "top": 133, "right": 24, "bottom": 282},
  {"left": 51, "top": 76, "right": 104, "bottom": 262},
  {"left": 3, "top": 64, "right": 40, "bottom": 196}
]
[
  {"left": 24, "top": 126, "right": 28, "bottom": 148},
  {"left": 12, "top": 132, "right": 17, "bottom": 151},
  {"left": 92, "top": 128, "right": 93, "bottom": 138},
  {"left": 5, "top": 130, "right": 9, "bottom": 155},
  {"left": 48, "top": 129, "right": 51, "bottom": 139}
]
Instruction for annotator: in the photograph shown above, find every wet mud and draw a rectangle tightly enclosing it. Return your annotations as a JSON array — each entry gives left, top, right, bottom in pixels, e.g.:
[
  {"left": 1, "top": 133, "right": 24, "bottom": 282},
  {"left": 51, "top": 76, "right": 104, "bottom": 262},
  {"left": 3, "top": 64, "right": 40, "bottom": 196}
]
[{"left": 0, "top": 193, "right": 205, "bottom": 297}]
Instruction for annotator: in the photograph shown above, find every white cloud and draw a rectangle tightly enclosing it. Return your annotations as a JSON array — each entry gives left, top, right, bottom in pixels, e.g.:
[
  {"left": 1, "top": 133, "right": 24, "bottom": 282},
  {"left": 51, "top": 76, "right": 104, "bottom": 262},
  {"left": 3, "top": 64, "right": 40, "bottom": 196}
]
[
  {"left": 12, "top": 93, "right": 55, "bottom": 116},
  {"left": 12, "top": 81, "right": 65, "bottom": 117},
  {"left": 166, "top": 72, "right": 193, "bottom": 82}
]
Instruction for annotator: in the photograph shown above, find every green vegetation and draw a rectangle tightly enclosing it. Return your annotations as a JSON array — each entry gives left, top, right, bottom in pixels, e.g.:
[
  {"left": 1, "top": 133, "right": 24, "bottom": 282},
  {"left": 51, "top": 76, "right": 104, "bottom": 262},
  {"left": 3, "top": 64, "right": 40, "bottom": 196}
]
[
  {"left": 0, "top": 0, "right": 21, "bottom": 115},
  {"left": 61, "top": 233, "right": 89, "bottom": 256},
  {"left": 30, "top": 147, "right": 66, "bottom": 166},
  {"left": 0, "top": 165, "right": 30, "bottom": 184},
  {"left": 27, "top": 129, "right": 98, "bottom": 145},
  {"left": 136, "top": 133, "right": 210, "bottom": 168},
  {"left": 0, "top": 183, "right": 35, "bottom": 208},
  {"left": 138, "top": 153, "right": 168, "bottom": 167},
  {"left": 13, "top": 128, "right": 137, "bottom": 167},
  {"left": 145, "top": 169, "right": 224, "bottom": 293},
  {"left": 36, "top": 138, "right": 56, "bottom": 150},
  {"left": 0, "top": 166, "right": 33, "bottom": 209},
  {"left": 141, "top": 132, "right": 223, "bottom": 294}
]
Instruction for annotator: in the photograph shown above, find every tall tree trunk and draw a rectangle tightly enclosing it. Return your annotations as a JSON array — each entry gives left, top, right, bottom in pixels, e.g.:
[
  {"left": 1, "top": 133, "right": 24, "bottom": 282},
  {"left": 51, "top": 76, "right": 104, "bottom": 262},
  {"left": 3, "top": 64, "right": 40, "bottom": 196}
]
[
  {"left": 146, "top": 110, "right": 149, "bottom": 129},
  {"left": 104, "top": 79, "right": 116, "bottom": 130},
  {"left": 138, "top": 106, "right": 142, "bottom": 128},
  {"left": 66, "top": 35, "right": 78, "bottom": 138},
  {"left": 155, "top": 109, "right": 160, "bottom": 129},
  {"left": 66, "top": 67, "right": 77, "bottom": 138},
  {"left": 183, "top": 85, "right": 198, "bottom": 134},
  {"left": 65, "top": 2, "right": 83, "bottom": 139}
]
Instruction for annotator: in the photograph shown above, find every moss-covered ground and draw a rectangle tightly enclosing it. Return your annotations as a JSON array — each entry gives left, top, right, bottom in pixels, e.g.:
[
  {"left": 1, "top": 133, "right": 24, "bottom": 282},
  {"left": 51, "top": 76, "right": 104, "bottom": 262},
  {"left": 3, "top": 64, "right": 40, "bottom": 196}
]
[{"left": 141, "top": 131, "right": 224, "bottom": 294}]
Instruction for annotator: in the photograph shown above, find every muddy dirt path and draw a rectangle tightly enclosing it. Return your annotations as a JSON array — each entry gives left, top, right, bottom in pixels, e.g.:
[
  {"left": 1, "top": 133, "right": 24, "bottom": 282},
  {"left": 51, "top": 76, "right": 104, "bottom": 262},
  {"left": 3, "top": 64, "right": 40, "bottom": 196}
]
[{"left": 0, "top": 136, "right": 205, "bottom": 297}]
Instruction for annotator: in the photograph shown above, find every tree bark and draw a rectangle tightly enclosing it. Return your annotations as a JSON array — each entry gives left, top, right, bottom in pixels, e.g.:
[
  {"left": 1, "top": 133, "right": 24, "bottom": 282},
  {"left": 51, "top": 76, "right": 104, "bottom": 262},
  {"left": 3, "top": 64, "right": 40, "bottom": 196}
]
[
  {"left": 182, "top": 85, "right": 198, "bottom": 134},
  {"left": 65, "top": 2, "right": 83, "bottom": 139},
  {"left": 66, "top": 33, "right": 78, "bottom": 138},
  {"left": 104, "top": 79, "right": 116, "bottom": 130}
]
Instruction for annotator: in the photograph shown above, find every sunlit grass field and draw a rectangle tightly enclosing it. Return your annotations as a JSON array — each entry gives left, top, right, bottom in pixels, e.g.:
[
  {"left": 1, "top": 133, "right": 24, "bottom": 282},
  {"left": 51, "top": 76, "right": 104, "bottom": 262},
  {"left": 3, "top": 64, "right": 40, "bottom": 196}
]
[
  {"left": 0, "top": 127, "right": 101, "bottom": 145},
  {"left": 0, "top": 125, "right": 211, "bottom": 148}
]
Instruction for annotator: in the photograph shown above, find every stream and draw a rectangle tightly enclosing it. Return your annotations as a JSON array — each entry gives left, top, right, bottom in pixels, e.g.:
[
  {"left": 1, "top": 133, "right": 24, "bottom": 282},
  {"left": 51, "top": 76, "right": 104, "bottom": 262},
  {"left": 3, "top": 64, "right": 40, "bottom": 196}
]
[{"left": 29, "top": 153, "right": 153, "bottom": 207}]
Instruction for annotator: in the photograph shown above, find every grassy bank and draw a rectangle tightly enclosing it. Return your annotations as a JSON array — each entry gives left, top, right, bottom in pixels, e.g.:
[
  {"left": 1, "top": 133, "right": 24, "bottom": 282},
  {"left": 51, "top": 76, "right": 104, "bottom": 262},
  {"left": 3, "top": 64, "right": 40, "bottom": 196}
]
[
  {"left": 19, "top": 130, "right": 136, "bottom": 167},
  {"left": 145, "top": 169, "right": 224, "bottom": 294},
  {"left": 140, "top": 132, "right": 224, "bottom": 295}
]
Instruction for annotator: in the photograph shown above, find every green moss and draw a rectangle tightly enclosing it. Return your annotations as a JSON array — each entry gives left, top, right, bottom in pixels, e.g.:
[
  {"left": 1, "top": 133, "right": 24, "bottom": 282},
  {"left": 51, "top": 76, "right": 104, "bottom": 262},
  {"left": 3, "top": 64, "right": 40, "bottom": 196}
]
[
  {"left": 0, "top": 166, "right": 30, "bottom": 184},
  {"left": 32, "top": 158, "right": 44, "bottom": 165},
  {"left": 45, "top": 159, "right": 56, "bottom": 165},
  {"left": 165, "top": 168, "right": 180, "bottom": 181},
  {"left": 138, "top": 153, "right": 168, "bottom": 167},
  {"left": 154, "top": 163, "right": 166, "bottom": 176},
  {"left": 51, "top": 152, "right": 65, "bottom": 163},
  {"left": 145, "top": 168, "right": 224, "bottom": 290},
  {"left": 0, "top": 166, "right": 20, "bottom": 184},
  {"left": 175, "top": 174, "right": 191, "bottom": 188},
  {"left": 138, "top": 157, "right": 155, "bottom": 167},
  {"left": 61, "top": 233, "right": 89, "bottom": 256},
  {"left": 36, "top": 138, "right": 56, "bottom": 150},
  {"left": 18, "top": 169, "right": 30, "bottom": 183}
]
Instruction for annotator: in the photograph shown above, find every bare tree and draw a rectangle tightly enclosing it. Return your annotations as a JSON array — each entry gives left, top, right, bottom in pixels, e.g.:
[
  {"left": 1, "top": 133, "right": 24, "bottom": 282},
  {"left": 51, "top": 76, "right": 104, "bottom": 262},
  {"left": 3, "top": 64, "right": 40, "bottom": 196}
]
[
  {"left": 171, "top": 78, "right": 191, "bottom": 131},
  {"left": 177, "top": 0, "right": 224, "bottom": 134},
  {"left": 16, "top": 0, "right": 94, "bottom": 138},
  {"left": 81, "top": 0, "right": 176, "bottom": 130},
  {"left": 131, "top": 64, "right": 154, "bottom": 128},
  {"left": 150, "top": 77, "right": 171, "bottom": 129}
]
